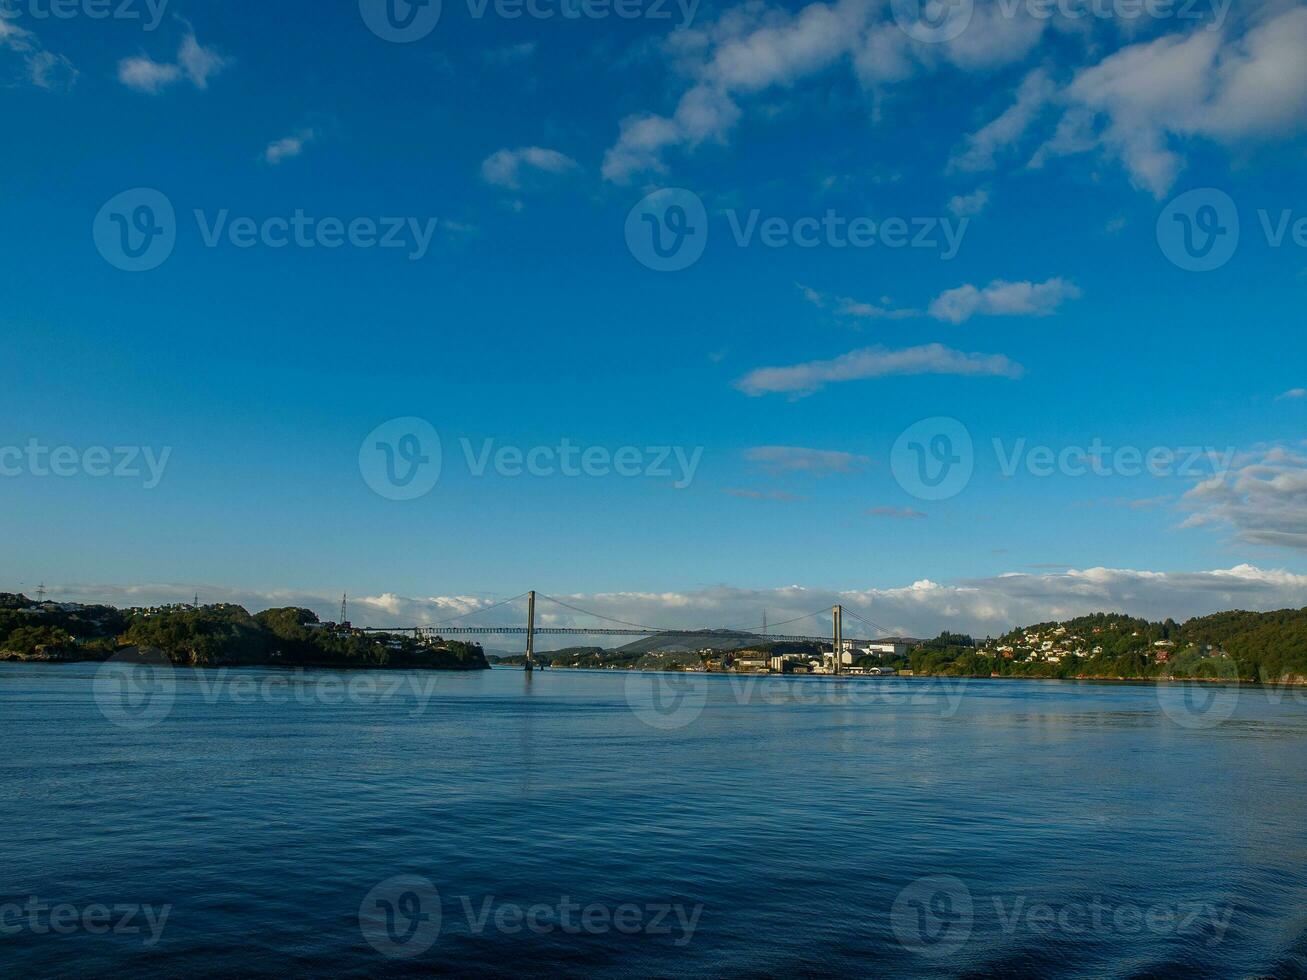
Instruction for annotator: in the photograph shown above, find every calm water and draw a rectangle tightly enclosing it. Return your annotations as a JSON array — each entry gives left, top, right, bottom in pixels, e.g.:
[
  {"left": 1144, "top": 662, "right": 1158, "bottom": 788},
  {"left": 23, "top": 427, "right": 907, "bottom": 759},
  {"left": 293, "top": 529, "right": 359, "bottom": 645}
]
[{"left": 3, "top": 662, "right": 1307, "bottom": 978}]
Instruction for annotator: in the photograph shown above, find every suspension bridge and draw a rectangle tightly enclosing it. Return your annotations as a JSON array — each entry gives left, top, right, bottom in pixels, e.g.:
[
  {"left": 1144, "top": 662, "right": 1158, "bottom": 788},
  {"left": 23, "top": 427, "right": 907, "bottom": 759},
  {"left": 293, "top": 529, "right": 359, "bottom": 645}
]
[{"left": 361, "top": 590, "right": 900, "bottom": 673}]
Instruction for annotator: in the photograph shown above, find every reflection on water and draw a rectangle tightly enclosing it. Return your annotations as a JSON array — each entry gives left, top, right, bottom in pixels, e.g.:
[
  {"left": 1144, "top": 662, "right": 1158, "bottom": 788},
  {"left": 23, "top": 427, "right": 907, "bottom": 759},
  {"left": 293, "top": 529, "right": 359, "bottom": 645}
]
[{"left": 2, "top": 664, "right": 1306, "bottom": 977}]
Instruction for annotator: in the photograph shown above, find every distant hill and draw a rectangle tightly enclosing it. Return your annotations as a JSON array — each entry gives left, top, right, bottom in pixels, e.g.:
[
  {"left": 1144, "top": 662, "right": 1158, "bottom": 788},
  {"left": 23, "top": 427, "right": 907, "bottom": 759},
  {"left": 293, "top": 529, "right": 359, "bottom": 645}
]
[
  {"left": 913, "top": 607, "right": 1307, "bottom": 682},
  {"left": 0, "top": 594, "right": 488, "bottom": 670},
  {"left": 611, "top": 630, "right": 774, "bottom": 654},
  {"left": 9, "top": 591, "right": 1305, "bottom": 682},
  {"left": 494, "top": 630, "right": 791, "bottom": 667}
]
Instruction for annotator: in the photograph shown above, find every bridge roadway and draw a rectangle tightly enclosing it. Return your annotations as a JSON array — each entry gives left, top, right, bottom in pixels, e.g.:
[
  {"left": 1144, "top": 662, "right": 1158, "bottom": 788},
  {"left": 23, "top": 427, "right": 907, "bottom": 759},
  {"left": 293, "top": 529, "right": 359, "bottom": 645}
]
[{"left": 360, "top": 625, "right": 875, "bottom": 645}]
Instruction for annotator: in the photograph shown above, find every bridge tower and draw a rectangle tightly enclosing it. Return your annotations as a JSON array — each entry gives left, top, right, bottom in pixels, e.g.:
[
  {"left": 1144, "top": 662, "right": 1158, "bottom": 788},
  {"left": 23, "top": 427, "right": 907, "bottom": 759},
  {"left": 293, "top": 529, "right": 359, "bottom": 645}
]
[
  {"left": 524, "top": 590, "right": 536, "bottom": 671},
  {"left": 832, "top": 604, "right": 843, "bottom": 676}
]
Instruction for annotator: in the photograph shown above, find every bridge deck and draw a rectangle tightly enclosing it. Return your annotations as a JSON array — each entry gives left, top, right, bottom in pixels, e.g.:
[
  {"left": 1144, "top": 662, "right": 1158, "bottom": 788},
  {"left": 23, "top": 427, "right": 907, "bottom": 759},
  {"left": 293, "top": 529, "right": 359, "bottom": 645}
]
[{"left": 361, "top": 625, "right": 877, "bottom": 644}]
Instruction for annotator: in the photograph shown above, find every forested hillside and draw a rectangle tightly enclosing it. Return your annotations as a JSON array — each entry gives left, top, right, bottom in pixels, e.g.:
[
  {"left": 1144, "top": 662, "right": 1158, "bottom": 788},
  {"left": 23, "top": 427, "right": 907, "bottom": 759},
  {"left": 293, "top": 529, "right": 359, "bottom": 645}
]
[{"left": 0, "top": 594, "right": 487, "bottom": 670}]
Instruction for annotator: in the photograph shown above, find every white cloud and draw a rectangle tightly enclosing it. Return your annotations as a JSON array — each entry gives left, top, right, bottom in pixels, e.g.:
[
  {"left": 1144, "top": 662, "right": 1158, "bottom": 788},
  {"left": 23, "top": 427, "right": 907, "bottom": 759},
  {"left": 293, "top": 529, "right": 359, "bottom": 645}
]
[
  {"left": 1182, "top": 445, "right": 1307, "bottom": 551},
  {"left": 177, "top": 31, "right": 226, "bottom": 88},
  {"left": 735, "top": 342, "right": 1024, "bottom": 397},
  {"left": 610, "top": 2, "right": 1307, "bottom": 193},
  {"left": 119, "top": 32, "right": 226, "bottom": 94},
  {"left": 265, "top": 128, "right": 315, "bottom": 165},
  {"left": 117, "top": 55, "right": 180, "bottom": 94},
  {"left": 485, "top": 41, "right": 537, "bottom": 64},
  {"left": 480, "top": 146, "right": 579, "bottom": 189},
  {"left": 798, "top": 283, "right": 920, "bottom": 320},
  {"left": 602, "top": 0, "right": 1053, "bottom": 182},
  {"left": 601, "top": 2, "right": 878, "bottom": 181},
  {"left": 1053, "top": 28, "right": 1220, "bottom": 195},
  {"left": 868, "top": 506, "right": 926, "bottom": 519},
  {"left": 927, "top": 277, "right": 1082, "bottom": 324},
  {"left": 744, "top": 445, "right": 870, "bottom": 474},
  {"left": 949, "top": 67, "right": 1056, "bottom": 172},
  {"left": 40, "top": 564, "right": 1307, "bottom": 645},
  {"left": 724, "top": 487, "right": 805, "bottom": 501},
  {"left": 802, "top": 277, "right": 1080, "bottom": 326},
  {"left": 1277, "top": 388, "right": 1306, "bottom": 401},
  {"left": 947, "top": 187, "right": 990, "bottom": 217},
  {"left": 1034, "top": 8, "right": 1307, "bottom": 196},
  {"left": 1, "top": 19, "right": 76, "bottom": 91},
  {"left": 25, "top": 49, "right": 76, "bottom": 90}
]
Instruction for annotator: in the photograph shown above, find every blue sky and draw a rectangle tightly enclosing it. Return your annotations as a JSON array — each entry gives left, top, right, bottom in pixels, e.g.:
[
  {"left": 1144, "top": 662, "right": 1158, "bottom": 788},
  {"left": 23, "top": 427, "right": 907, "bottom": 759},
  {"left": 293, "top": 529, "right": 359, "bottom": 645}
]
[{"left": 4, "top": 0, "right": 1307, "bottom": 637}]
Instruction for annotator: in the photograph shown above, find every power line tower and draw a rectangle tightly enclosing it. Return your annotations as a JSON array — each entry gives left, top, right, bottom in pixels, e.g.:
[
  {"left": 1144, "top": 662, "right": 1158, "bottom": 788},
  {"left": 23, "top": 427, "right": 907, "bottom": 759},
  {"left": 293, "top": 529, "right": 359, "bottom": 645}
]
[
  {"left": 193, "top": 593, "right": 199, "bottom": 609},
  {"left": 340, "top": 593, "right": 350, "bottom": 630},
  {"left": 35, "top": 582, "right": 47, "bottom": 603}
]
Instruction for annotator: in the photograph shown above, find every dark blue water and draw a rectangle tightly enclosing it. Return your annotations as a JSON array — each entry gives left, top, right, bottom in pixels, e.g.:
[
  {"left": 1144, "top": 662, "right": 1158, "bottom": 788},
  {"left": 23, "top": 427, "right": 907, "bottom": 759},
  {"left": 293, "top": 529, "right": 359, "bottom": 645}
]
[{"left": 3, "top": 663, "right": 1307, "bottom": 978}]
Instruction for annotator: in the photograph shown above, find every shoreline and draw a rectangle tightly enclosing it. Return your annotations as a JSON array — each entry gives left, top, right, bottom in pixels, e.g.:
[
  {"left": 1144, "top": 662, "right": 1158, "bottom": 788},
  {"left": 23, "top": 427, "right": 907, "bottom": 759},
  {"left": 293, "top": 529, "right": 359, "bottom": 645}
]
[
  {"left": 4, "top": 658, "right": 1302, "bottom": 687},
  {"left": 0, "top": 652, "right": 489, "bottom": 671},
  {"left": 494, "top": 665, "right": 1306, "bottom": 687}
]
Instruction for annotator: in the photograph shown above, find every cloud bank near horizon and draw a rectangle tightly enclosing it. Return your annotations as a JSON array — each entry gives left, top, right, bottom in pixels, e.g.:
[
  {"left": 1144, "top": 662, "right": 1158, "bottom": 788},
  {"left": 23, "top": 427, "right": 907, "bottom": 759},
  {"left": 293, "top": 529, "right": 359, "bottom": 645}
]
[{"left": 27, "top": 564, "right": 1307, "bottom": 649}]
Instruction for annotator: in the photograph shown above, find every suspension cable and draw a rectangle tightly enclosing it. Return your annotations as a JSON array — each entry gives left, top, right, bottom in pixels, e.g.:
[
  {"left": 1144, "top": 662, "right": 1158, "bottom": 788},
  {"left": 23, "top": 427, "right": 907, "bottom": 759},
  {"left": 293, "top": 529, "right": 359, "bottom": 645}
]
[
  {"left": 535, "top": 593, "right": 667, "bottom": 632},
  {"left": 422, "top": 591, "right": 530, "bottom": 628}
]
